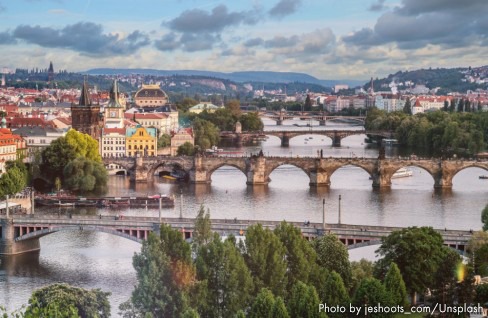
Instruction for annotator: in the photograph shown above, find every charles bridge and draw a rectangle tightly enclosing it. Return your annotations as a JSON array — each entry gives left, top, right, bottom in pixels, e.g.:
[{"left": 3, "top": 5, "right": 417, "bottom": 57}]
[
  {"left": 103, "top": 154, "right": 488, "bottom": 189},
  {"left": 0, "top": 214, "right": 473, "bottom": 255}
]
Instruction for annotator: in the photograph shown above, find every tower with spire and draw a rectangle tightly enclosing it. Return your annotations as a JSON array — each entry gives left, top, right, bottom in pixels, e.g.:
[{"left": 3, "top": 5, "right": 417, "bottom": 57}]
[
  {"left": 71, "top": 79, "right": 101, "bottom": 139},
  {"left": 104, "top": 79, "right": 125, "bottom": 128},
  {"left": 48, "top": 61, "right": 54, "bottom": 82}
]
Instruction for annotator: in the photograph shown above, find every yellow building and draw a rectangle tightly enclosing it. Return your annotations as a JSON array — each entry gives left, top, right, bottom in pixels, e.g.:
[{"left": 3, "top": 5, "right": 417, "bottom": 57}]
[{"left": 126, "top": 126, "right": 157, "bottom": 157}]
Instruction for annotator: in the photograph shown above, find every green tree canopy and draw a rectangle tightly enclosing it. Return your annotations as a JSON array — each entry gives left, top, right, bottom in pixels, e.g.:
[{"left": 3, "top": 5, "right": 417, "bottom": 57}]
[
  {"left": 63, "top": 157, "right": 108, "bottom": 194},
  {"left": 240, "top": 112, "right": 263, "bottom": 131},
  {"left": 383, "top": 262, "right": 408, "bottom": 307},
  {"left": 352, "top": 278, "right": 392, "bottom": 318},
  {"left": 482, "top": 204, "right": 488, "bottom": 231},
  {"left": 351, "top": 259, "right": 374, "bottom": 294},
  {"left": 192, "top": 205, "right": 213, "bottom": 248},
  {"left": 0, "top": 165, "right": 27, "bottom": 197},
  {"left": 192, "top": 118, "right": 220, "bottom": 150},
  {"left": 248, "top": 288, "right": 275, "bottom": 318},
  {"left": 313, "top": 234, "right": 352, "bottom": 288},
  {"left": 157, "top": 133, "right": 171, "bottom": 148},
  {"left": 322, "top": 271, "right": 349, "bottom": 318},
  {"left": 41, "top": 137, "right": 77, "bottom": 182},
  {"left": 243, "top": 224, "right": 287, "bottom": 297},
  {"left": 177, "top": 142, "right": 195, "bottom": 156},
  {"left": 271, "top": 297, "right": 290, "bottom": 318},
  {"left": 287, "top": 281, "right": 327, "bottom": 318},
  {"left": 65, "top": 129, "right": 101, "bottom": 162},
  {"left": 24, "top": 283, "right": 110, "bottom": 318},
  {"left": 375, "top": 227, "right": 447, "bottom": 304}
]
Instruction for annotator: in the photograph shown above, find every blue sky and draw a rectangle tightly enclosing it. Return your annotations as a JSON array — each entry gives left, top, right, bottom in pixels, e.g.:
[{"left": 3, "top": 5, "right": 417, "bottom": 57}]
[{"left": 0, "top": 0, "right": 486, "bottom": 80}]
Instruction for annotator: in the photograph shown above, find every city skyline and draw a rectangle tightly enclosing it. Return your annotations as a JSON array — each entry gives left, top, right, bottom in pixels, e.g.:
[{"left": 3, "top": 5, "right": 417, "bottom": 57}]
[{"left": 0, "top": 0, "right": 486, "bottom": 80}]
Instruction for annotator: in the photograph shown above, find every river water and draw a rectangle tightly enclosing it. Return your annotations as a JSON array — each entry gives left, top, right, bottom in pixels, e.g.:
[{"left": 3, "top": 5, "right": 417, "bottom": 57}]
[{"left": 1, "top": 119, "right": 487, "bottom": 314}]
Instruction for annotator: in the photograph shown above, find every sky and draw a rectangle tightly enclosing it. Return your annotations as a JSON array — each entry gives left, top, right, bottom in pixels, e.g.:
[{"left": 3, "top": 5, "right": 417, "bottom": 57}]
[{"left": 0, "top": 0, "right": 486, "bottom": 80}]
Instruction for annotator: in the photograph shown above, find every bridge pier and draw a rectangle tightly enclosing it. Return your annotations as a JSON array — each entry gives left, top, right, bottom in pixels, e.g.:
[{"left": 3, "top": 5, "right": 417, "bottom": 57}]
[
  {"left": 246, "top": 155, "right": 269, "bottom": 185},
  {"left": 0, "top": 218, "right": 40, "bottom": 255},
  {"left": 276, "top": 120, "right": 283, "bottom": 126},
  {"left": 332, "top": 131, "right": 341, "bottom": 147},
  {"left": 319, "top": 120, "right": 326, "bottom": 126},
  {"left": 130, "top": 154, "right": 152, "bottom": 183},
  {"left": 281, "top": 135, "right": 290, "bottom": 147}
]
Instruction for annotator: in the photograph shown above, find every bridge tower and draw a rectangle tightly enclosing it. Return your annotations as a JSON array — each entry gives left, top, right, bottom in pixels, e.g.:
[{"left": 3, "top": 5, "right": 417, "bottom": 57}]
[{"left": 0, "top": 218, "right": 40, "bottom": 255}]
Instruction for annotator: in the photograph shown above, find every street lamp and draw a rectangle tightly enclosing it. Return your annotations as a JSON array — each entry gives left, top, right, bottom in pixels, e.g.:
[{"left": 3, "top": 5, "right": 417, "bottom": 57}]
[
  {"left": 322, "top": 198, "right": 326, "bottom": 230},
  {"left": 179, "top": 189, "right": 183, "bottom": 219},
  {"left": 338, "top": 195, "right": 342, "bottom": 225}
]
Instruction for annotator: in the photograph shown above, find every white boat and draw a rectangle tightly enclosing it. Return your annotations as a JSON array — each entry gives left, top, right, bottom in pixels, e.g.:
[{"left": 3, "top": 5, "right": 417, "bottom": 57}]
[{"left": 392, "top": 168, "right": 413, "bottom": 179}]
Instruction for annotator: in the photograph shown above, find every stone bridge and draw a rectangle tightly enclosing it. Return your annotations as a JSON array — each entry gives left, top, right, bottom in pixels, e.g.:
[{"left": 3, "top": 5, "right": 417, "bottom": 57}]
[
  {"left": 257, "top": 111, "right": 366, "bottom": 126},
  {"left": 0, "top": 215, "right": 473, "bottom": 255},
  {"left": 264, "top": 129, "right": 366, "bottom": 147},
  {"left": 103, "top": 154, "right": 488, "bottom": 189}
]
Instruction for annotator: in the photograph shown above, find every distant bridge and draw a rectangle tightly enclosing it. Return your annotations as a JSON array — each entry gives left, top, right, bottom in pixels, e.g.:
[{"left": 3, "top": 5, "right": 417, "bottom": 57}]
[
  {"left": 0, "top": 215, "right": 472, "bottom": 255},
  {"left": 251, "top": 111, "right": 366, "bottom": 126},
  {"left": 103, "top": 154, "right": 488, "bottom": 188}
]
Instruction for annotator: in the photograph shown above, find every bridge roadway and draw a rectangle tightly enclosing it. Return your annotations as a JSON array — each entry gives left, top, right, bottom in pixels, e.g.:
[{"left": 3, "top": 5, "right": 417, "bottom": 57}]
[
  {"left": 104, "top": 154, "right": 488, "bottom": 187},
  {"left": 254, "top": 111, "right": 366, "bottom": 126},
  {"left": 0, "top": 215, "right": 472, "bottom": 255}
]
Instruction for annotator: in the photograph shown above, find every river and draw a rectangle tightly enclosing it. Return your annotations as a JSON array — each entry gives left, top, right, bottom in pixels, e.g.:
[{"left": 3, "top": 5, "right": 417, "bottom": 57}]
[{"left": 1, "top": 119, "right": 487, "bottom": 315}]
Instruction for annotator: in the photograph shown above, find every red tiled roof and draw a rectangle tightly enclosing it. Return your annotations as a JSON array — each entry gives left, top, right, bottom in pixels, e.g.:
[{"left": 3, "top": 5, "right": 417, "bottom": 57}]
[
  {"left": 124, "top": 113, "right": 167, "bottom": 120},
  {"left": 103, "top": 128, "right": 126, "bottom": 135}
]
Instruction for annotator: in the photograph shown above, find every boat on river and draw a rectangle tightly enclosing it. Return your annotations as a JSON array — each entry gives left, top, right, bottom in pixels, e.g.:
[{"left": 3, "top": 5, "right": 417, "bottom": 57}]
[
  {"left": 35, "top": 195, "right": 175, "bottom": 208},
  {"left": 392, "top": 168, "right": 413, "bottom": 179},
  {"left": 480, "top": 175, "right": 488, "bottom": 179}
]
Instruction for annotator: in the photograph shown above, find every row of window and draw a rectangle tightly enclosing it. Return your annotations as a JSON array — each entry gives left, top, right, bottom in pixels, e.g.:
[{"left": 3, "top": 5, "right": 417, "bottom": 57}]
[
  {"left": 0, "top": 146, "right": 16, "bottom": 153},
  {"left": 103, "top": 139, "right": 124, "bottom": 144},
  {"left": 127, "top": 145, "right": 155, "bottom": 150},
  {"left": 102, "top": 147, "right": 125, "bottom": 151}
]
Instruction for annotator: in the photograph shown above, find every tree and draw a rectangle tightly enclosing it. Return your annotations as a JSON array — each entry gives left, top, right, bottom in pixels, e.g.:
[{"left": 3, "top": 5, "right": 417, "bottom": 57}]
[
  {"left": 375, "top": 227, "right": 447, "bottom": 305},
  {"left": 24, "top": 283, "right": 110, "bottom": 318},
  {"left": 274, "top": 222, "right": 317, "bottom": 293},
  {"left": 240, "top": 113, "right": 263, "bottom": 131},
  {"left": 177, "top": 142, "right": 195, "bottom": 156},
  {"left": 127, "top": 226, "right": 195, "bottom": 318},
  {"left": 177, "top": 98, "right": 199, "bottom": 112},
  {"left": 313, "top": 234, "right": 352, "bottom": 288},
  {"left": 157, "top": 133, "right": 171, "bottom": 148},
  {"left": 352, "top": 278, "right": 391, "bottom": 318},
  {"left": 304, "top": 94, "right": 313, "bottom": 111},
  {"left": 443, "top": 100, "right": 449, "bottom": 112},
  {"left": 383, "top": 262, "right": 407, "bottom": 307},
  {"left": 41, "top": 137, "right": 77, "bottom": 182},
  {"left": 0, "top": 165, "right": 27, "bottom": 197},
  {"left": 181, "top": 308, "right": 200, "bottom": 318},
  {"left": 449, "top": 98, "right": 456, "bottom": 112},
  {"left": 193, "top": 118, "right": 220, "bottom": 150},
  {"left": 193, "top": 205, "right": 212, "bottom": 247},
  {"left": 482, "top": 204, "right": 488, "bottom": 231},
  {"left": 195, "top": 233, "right": 253, "bottom": 318},
  {"left": 225, "top": 99, "right": 241, "bottom": 117},
  {"left": 351, "top": 259, "right": 374, "bottom": 294},
  {"left": 271, "top": 297, "right": 290, "bottom": 318},
  {"left": 322, "top": 271, "right": 349, "bottom": 318},
  {"left": 63, "top": 157, "right": 108, "bottom": 194},
  {"left": 287, "top": 281, "right": 326, "bottom": 318},
  {"left": 248, "top": 288, "right": 275, "bottom": 318},
  {"left": 65, "top": 129, "right": 101, "bottom": 162},
  {"left": 243, "top": 224, "right": 287, "bottom": 297},
  {"left": 458, "top": 99, "right": 465, "bottom": 112},
  {"left": 403, "top": 98, "right": 411, "bottom": 115}
]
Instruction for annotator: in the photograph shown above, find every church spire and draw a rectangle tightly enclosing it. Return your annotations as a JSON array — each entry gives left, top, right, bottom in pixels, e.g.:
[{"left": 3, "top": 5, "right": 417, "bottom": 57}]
[
  {"left": 79, "top": 78, "right": 92, "bottom": 106},
  {"left": 107, "top": 79, "right": 122, "bottom": 108}
]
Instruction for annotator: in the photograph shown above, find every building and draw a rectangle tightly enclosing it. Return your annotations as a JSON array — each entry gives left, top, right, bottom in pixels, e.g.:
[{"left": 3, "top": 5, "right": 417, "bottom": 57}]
[
  {"left": 13, "top": 126, "right": 66, "bottom": 162},
  {"left": 133, "top": 84, "right": 168, "bottom": 108},
  {"left": 71, "top": 80, "right": 101, "bottom": 139},
  {"left": 48, "top": 61, "right": 54, "bottom": 82},
  {"left": 188, "top": 102, "right": 222, "bottom": 114},
  {"left": 0, "top": 117, "right": 26, "bottom": 173},
  {"left": 126, "top": 126, "right": 157, "bottom": 157},
  {"left": 170, "top": 128, "right": 194, "bottom": 156},
  {"left": 100, "top": 128, "right": 126, "bottom": 158}
]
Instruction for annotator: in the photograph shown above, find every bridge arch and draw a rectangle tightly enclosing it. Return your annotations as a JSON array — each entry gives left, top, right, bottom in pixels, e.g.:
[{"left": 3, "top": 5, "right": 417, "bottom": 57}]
[
  {"left": 328, "top": 162, "right": 375, "bottom": 180},
  {"left": 347, "top": 239, "right": 466, "bottom": 255},
  {"left": 451, "top": 164, "right": 488, "bottom": 180},
  {"left": 149, "top": 161, "right": 189, "bottom": 179},
  {"left": 266, "top": 162, "right": 312, "bottom": 183},
  {"left": 207, "top": 163, "right": 247, "bottom": 180},
  {"left": 15, "top": 225, "right": 146, "bottom": 244}
]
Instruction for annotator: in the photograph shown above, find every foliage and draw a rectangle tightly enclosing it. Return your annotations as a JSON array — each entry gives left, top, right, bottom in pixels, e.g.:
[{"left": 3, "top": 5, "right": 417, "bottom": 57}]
[
  {"left": 24, "top": 283, "right": 110, "bottom": 318},
  {"left": 482, "top": 204, "right": 488, "bottom": 231},
  {"left": 366, "top": 108, "right": 488, "bottom": 156},
  {"left": 375, "top": 227, "right": 447, "bottom": 304},
  {"left": 429, "top": 247, "right": 462, "bottom": 307},
  {"left": 475, "top": 284, "right": 488, "bottom": 304},
  {"left": 351, "top": 259, "right": 374, "bottom": 294},
  {"left": 352, "top": 278, "right": 392, "bottom": 318},
  {"left": 304, "top": 95, "right": 313, "bottom": 111},
  {"left": 225, "top": 99, "right": 241, "bottom": 117},
  {"left": 383, "top": 263, "right": 408, "bottom": 307},
  {"left": 287, "top": 281, "right": 327, "bottom": 318},
  {"left": 195, "top": 233, "right": 254, "bottom": 318},
  {"left": 192, "top": 205, "right": 213, "bottom": 247},
  {"left": 313, "top": 234, "right": 352, "bottom": 288},
  {"left": 0, "top": 165, "right": 27, "bottom": 197},
  {"left": 127, "top": 226, "right": 195, "bottom": 318},
  {"left": 322, "top": 271, "right": 349, "bottom": 318},
  {"left": 157, "top": 133, "right": 171, "bottom": 148},
  {"left": 40, "top": 137, "right": 77, "bottom": 183},
  {"left": 192, "top": 118, "right": 220, "bottom": 150},
  {"left": 240, "top": 112, "right": 263, "bottom": 131},
  {"left": 176, "top": 98, "right": 199, "bottom": 112},
  {"left": 243, "top": 224, "right": 287, "bottom": 297},
  {"left": 274, "top": 221, "right": 317, "bottom": 293},
  {"left": 65, "top": 129, "right": 101, "bottom": 162},
  {"left": 248, "top": 288, "right": 275, "bottom": 318},
  {"left": 181, "top": 308, "right": 200, "bottom": 318},
  {"left": 271, "top": 297, "right": 290, "bottom": 318},
  {"left": 403, "top": 98, "right": 411, "bottom": 115},
  {"left": 63, "top": 157, "right": 108, "bottom": 194},
  {"left": 177, "top": 142, "right": 195, "bottom": 156}
]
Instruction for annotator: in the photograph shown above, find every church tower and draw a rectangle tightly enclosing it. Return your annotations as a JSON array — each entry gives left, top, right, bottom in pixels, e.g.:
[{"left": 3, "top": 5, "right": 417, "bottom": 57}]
[
  {"left": 48, "top": 61, "right": 54, "bottom": 82},
  {"left": 71, "top": 79, "right": 101, "bottom": 139},
  {"left": 104, "top": 79, "right": 125, "bottom": 128}
]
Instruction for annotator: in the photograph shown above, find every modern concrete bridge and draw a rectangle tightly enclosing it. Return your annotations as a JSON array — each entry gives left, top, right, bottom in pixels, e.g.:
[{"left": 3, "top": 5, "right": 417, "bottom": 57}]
[
  {"left": 0, "top": 215, "right": 473, "bottom": 255},
  {"left": 103, "top": 154, "right": 488, "bottom": 188}
]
